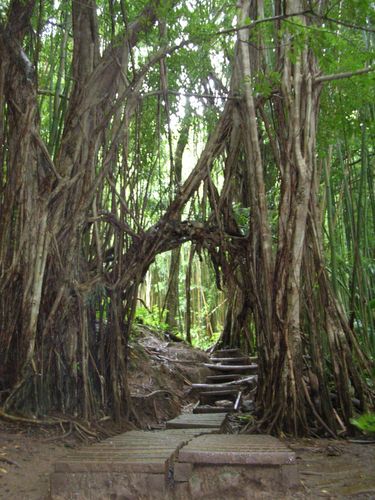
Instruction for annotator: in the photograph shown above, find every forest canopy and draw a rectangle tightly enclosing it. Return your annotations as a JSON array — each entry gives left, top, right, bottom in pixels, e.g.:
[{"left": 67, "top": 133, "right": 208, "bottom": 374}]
[{"left": 0, "top": 0, "right": 374, "bottom": 436}]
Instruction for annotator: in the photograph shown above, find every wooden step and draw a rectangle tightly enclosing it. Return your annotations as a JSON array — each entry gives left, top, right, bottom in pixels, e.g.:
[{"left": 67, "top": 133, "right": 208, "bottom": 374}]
[
  {"left": 51, "top": 431, "right": 298, "bottom": 499},
  {"left": 166, "top": 413, "right": 226, "bottom": 430},
  {"left": 193, "top": 405, "right": 233, "bottom": 414},
  {"left": 199, "top": 389, "right": 238, "bottom": 397},
  {"left": 199, "top": 390, "right": 239, "bottom": 405},
  {"left": 203, "top": 363, "right": 258, "bottom": 373},
  {"left": 205, "top": 374, "right": 244, "bottom": 383},
  {"left": 192, "top": 381, "right": 255, "bottom": 391},
  {"left": 178, "top": 434, "right": 296, "bottom": 465},
  {"left": 210, "top": 356, "right": 250, "bottom": 365},
  {"left": 210, "top": 356, "right": 258, "bottom": 363},
  {"left": 211, "top": 348, "right": 240, "bottom": 357}
]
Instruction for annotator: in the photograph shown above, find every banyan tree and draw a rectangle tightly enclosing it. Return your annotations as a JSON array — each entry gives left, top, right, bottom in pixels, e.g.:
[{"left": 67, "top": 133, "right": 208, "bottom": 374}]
[{"left": 0, "top": 0, "right": 374, "bottom": 435}]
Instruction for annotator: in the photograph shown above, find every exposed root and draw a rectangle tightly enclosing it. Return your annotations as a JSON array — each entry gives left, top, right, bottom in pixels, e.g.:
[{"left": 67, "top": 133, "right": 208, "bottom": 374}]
[
  {"left": 131, "top": 389, "right": 174, "bottom": 399},
  {"left": 0, "top": 408, "right": 109, "bottom": 441},
  {"left": 42, "top": 422, "right": 73, "bottom": 442},
  {"left": 0, "top": 408, "right": 66, "bottom": 426}
]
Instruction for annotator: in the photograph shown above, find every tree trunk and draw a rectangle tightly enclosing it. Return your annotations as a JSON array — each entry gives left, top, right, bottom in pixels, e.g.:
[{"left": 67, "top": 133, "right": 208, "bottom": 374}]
[
  {"left": 236, "top": 0, "right": 373, "bottom": 435},
  {"left": 165, "top": 107, "right": 192, "bottom": 332},
  {"left": 0, "top": 0, "right": 53, "bottom": 403}
]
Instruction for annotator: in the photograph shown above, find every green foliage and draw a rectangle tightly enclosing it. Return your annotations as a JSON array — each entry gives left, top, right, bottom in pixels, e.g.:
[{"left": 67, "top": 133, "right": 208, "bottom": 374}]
[
  {"left": 191, "top": 329, "right": 220, "bottom": 350},
  {"left": 253, "top": 72, "right": 277, "bottom": 98},
  {"left": 237, "top": 414, "right": 254, "bottom": 423},
  {"left": 0, "top": 1, "right": 9, "bottom": 20},
  {"left": 135, "top": 305, "right": 168, "bottom": 331},
  {"left": 232, "top": 202, "right": 250, "bottom": 234},
  {"left": 350, "top": 413, "right": 375, "bottom": 434},
  {"left": 2, "top": 0, "right": 374, "bottom": 420}
]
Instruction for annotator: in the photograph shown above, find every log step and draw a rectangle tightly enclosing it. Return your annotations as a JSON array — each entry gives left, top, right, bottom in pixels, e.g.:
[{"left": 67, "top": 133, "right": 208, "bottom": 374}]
[
  {"left": 203, "top": 363, "right": 258, "bottom": 373},
  {"left": 211, "top": 348, "right": 240, "bottom": 357},
  {"left": 205, "top": 374, "right": 244, "bottom": 383},
  {"left": 192, "top": 382, "right": 255, "bottom": 391},
  {"left": 193, "top": 405, "right": 233, "bottom": 414},
  {"left": 209, "top": 356, "right": 250, "bottom": 364},
  {"left": 199, "top": 390, "right": 239, "bottom": 405},
  {"left": 199, "top": 389, "right": 238, "bottom": 397}
]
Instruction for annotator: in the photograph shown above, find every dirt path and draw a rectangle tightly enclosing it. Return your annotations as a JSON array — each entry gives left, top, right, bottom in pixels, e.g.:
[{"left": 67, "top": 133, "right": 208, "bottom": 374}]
[
  {"left": 0, "top": 422, "right": 82, "bottom": 500},
  {"left": 289, "top": 438, "right": 375, "bottom": 499},
  {"left": 1, "top": 421, "right": 375, "bottom": 499}
]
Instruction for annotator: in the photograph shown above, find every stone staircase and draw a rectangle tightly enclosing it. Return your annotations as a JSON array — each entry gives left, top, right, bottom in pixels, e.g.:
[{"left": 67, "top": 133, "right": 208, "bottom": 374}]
[{"left": 192, "top": 348, "right": 258, "bottom": 414}]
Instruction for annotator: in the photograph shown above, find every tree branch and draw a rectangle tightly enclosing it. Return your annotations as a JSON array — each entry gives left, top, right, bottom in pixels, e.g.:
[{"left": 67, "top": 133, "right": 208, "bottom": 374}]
[
  {"left": 311, "top": 12, "right": 375, "bottom": 34},
  {"left": 142, "top": 89, "right": 239, "bottom": 101},
  {"left": 315, "top": 66, "right": 374, "bottom": 84},
  {"left": 214, "top": 10, "right": 312, "bottom": 37}
]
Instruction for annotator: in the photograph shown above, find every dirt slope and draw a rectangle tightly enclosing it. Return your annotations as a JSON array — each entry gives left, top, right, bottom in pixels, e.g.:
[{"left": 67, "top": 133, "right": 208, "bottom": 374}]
[{"left": 128, "top": 325, "right": 211, "bottom": 427}]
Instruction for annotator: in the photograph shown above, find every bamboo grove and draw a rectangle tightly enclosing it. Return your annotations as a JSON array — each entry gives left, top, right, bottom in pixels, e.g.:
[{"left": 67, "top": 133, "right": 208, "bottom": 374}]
[{"left": 0, "top": 0, "right": 374, "bottom": 435}]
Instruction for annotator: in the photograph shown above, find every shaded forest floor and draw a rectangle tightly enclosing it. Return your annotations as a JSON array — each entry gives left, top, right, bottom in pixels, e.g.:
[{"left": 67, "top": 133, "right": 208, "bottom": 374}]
[
  {"left": 1, "top": 328, "right": 374, "bottom": 499},
  {"left": 1, "top": 423, "right": 375, "bottom": 499}
]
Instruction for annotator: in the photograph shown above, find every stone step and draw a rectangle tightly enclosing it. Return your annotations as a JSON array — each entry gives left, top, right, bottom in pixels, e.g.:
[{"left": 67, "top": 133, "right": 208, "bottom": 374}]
[
  {"left": 70, "top": 448, "right": 176, "bottom": 456},
  {"left": 54, "top": 429, "right": 209, "bottom": 475},
  {"left": 166, "top": 413, "right": 226, "bottom": 430},
  {"left": 177, "top": 434, "right": 296, "bottom": 465},
  {"left": 55, "top": 456, "right": 170, "bottom": 474},
  {"left": 51, "top": 428, "right": 299, "bottom": 500}
]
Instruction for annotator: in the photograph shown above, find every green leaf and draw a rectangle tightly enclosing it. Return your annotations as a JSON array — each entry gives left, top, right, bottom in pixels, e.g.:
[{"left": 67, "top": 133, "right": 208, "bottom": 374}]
[{"left": 350, "top": 414, "right": 375, "bottom": 434}]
